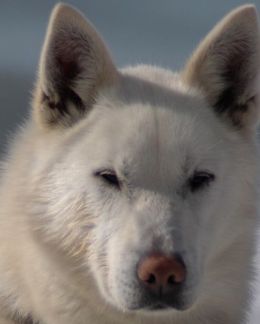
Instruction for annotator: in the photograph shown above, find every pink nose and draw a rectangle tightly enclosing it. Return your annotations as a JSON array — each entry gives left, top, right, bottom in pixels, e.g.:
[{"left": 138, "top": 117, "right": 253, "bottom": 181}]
[{"left": 137, "top": 254, "right": 186, "bottom": 292}]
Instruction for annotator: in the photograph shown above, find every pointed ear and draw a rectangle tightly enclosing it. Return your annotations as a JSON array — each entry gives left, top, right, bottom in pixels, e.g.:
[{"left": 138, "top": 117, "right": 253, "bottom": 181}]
[
  {"left": 33, "top": 3, "right": 118, "bottom": 128},
  {"left": 182, "top": 5, "right": 260, "bottom": 130}
]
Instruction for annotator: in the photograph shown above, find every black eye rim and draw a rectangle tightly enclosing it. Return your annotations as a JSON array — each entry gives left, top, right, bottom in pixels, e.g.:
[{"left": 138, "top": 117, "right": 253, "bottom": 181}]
[
  {"left": 188, "top": 170, "right": 215, "bottom": 192},
  {"left": 94, "top": 169, "right": 121, "bottom": 189}
]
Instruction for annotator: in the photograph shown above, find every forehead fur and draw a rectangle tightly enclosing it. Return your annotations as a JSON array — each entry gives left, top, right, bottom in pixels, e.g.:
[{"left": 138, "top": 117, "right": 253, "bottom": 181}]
[{"left": 65, "top": 67, "right": 229, "bottom": 178}]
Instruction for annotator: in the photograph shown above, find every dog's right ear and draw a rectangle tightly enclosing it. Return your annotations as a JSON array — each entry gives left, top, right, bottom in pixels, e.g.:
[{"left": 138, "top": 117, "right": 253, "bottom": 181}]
[
  {"left": 182, "top": 5, "right": 260, "bottom": 132},
  {"left": 33, "top": 3, "right": 117, "bottom": 128}
]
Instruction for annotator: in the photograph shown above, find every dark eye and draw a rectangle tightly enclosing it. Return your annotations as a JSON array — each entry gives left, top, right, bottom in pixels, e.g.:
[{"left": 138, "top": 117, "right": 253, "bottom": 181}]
[
  {"left": 189, "top": 171, "right": 215, "bottom": 192},
  {"left": 95, "top": 169, "right": 121, "bottom": 189}
]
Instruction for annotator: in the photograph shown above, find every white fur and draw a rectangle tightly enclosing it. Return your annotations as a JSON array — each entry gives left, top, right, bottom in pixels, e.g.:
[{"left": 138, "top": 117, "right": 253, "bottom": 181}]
[{"left": 0, "top": 3, "right": 260, "bottom": 324}]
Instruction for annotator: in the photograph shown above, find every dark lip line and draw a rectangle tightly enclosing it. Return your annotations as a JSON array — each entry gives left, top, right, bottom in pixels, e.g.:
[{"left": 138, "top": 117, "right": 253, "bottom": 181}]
[
  {"left": 146, "top": 304, "right": 171, "bottom": 310},
  {"left": 131, "top": 301, "right": 186, "bottom": 312}
]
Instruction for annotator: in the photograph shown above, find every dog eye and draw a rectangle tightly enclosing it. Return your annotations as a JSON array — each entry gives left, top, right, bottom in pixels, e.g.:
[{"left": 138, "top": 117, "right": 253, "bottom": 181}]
[
  {"left": 189, "top": 171, "right": 215, "bottom": 192},
  {"left": 95, "top": 169, "right": 121, "bottom": 189}
]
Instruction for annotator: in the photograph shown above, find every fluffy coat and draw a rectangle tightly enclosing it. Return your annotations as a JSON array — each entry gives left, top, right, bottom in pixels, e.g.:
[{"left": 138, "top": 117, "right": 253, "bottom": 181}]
[{"left": 0, "top": 4, "right": 260, "bottom": 324}]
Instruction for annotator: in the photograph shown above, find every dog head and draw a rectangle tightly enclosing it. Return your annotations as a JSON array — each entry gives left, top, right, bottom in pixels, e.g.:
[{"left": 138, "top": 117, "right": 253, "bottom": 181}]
[{"left": 31, "top": 4, "right": 260, "bottom": 316}]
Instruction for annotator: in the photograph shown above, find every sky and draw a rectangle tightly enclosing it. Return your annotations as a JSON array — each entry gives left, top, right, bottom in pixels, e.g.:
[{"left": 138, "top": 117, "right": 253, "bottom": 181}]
[{"left": 1, "top": 1, "right": 260, "bottom": 322}]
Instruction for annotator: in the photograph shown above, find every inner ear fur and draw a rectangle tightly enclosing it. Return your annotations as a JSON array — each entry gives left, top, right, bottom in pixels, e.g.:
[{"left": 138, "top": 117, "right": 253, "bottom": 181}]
[
  {"left": 33, "top": 3, "right": 118, "bottom": 129},
  {"left": 182, "top": 5, "right": 260, "bottom": 130}
]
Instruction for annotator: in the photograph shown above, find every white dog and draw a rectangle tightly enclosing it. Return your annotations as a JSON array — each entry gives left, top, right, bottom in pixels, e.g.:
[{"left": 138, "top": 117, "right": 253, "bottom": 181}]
[{"left": 0, "top": 3, "right": 259, "bottom": 324}]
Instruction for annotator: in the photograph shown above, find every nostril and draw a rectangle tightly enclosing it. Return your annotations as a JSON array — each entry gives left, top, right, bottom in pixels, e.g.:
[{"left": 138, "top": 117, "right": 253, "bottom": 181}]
[
  {"left": 146, "top": 273, "right": 156, "bottom": 284},
  {"left": 167, "top": 275, "right": 177, "bottom": 285}
]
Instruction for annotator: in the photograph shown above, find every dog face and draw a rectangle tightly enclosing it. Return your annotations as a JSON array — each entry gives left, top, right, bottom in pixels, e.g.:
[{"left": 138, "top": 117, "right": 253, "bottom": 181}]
[
  {"left": 79, "top": 98, "right": 227, "bottom": 311},
  {"left": 31, "top": 4, "right": 260, "bottom": 314}
]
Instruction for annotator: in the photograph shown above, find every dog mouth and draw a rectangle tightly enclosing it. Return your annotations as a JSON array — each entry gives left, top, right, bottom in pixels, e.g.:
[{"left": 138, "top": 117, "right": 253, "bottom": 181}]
[
  {"left": 128, "top": 304, "right": 187, "bottom": 314},
  {"left": 126, "top": 295, "right": 188, "bottom": 312},
  {"left": 137, "top": 283, "right": 188, "bottom": 312},
  {"left": 145, "top": 302, "right": 186, "bottom": 312},
  {"left": 144, "top": 303, "right": 181, "bottom": 311}
]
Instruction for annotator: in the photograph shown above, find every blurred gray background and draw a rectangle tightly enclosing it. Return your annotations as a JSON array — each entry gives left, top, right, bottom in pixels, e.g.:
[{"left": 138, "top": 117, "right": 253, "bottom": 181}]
[{"left": 1, "top": 0, "right": 260, "bottom": 323}]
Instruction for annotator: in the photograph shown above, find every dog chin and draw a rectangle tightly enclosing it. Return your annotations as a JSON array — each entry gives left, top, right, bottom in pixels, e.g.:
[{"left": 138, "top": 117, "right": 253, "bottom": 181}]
[
  {"left": 140, "top": 302, "right": 189, "bottom": 313},
  {"left": 115, "top": 300, "right": 190, "bottom": 314},
  {"left": 145, "top": 303, "right": 187, "bottom": 312}
]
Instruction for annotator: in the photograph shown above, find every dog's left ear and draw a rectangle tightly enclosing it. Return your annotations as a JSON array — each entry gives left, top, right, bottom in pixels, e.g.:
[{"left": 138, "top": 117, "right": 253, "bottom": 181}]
[
  {"left": 182, "top": 5, "right": 260, "bottom": 131},
  {"left": 33, "top": 4, "right": 117, "bottom": 128}
]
